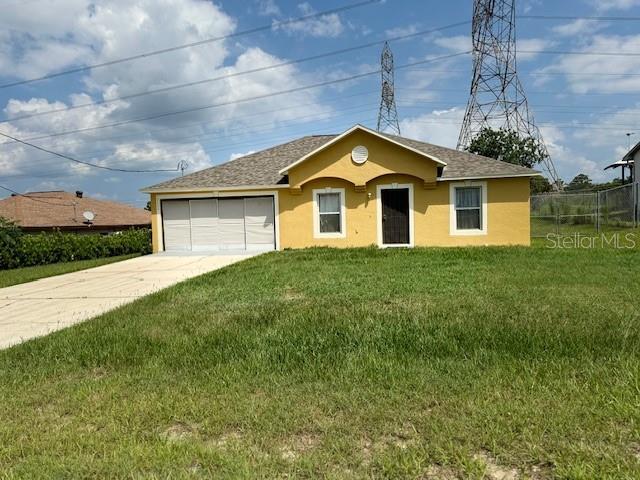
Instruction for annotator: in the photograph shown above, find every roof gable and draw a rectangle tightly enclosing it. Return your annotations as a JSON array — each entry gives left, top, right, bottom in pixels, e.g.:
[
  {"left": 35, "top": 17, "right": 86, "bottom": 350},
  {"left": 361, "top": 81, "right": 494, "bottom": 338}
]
[
  {"left": 284, "top": 126, "right": 442, "bottom": 189},
  {"left": 278, "top": 125, "right": 446, "bottom": 175}
]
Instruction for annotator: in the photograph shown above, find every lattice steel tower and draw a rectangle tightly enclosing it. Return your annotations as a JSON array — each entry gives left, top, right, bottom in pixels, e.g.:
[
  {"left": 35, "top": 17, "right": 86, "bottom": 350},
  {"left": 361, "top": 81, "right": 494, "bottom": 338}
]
[
  {"left": 457, "top": 0, "right": 560, "bottom": 186},
  {"left": 377, "top": 41, "right": 401, "bottom": 135}
]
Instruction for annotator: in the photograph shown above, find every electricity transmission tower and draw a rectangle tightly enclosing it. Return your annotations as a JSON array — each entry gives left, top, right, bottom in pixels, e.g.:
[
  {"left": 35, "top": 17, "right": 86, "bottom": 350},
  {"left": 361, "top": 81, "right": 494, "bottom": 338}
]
[
  {"left": 377, "top": 41, "right": 401, "bottom": 135},
  {"left": 457, "top": 0, "right": 561, "bottom": 187}
]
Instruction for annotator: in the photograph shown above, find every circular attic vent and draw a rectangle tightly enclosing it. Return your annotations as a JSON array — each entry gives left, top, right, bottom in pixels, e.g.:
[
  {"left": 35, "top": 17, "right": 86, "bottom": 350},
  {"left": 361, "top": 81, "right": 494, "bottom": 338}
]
[{"left": 351, "top": 145, "right": 369, "bottom": 164}]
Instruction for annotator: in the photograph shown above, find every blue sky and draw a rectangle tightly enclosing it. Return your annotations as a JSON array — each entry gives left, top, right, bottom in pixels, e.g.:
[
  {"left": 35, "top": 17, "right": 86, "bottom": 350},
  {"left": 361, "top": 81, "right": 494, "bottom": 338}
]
[{"left": 1, "top": 0, "right": 639, "bottom": 207}]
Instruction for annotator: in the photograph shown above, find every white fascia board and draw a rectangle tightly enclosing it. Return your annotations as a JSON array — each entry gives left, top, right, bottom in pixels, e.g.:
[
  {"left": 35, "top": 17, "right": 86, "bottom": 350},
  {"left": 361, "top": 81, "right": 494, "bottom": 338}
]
[
  {"left": 437, "top": 172, "right": 541, "bottom": 182},
  {"left": 277, "top": 124, "right": 447, "bottom": 175},
  {"left": 140, "top": 184, "right": 290, "bottom": 194}
]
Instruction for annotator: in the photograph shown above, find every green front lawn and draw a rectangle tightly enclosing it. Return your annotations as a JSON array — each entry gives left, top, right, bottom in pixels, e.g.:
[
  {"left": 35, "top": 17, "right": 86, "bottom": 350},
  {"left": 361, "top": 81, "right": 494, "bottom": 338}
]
[
  {"left": 0, "top": 254, "right": 140, "bottom": 289},
  {"left": 1, "top": 246, "right": 639, "bottom": 478}
]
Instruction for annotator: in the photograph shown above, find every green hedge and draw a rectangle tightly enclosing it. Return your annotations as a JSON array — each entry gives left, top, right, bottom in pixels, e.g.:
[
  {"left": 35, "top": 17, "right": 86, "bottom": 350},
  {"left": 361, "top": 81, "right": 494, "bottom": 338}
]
[{"left": 0, "top": 224, "right": 151, "bottom": 270}]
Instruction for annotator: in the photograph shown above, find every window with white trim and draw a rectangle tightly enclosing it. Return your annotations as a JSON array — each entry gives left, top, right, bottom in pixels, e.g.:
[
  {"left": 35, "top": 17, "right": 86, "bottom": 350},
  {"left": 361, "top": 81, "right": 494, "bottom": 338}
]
[
  {"left": 313, "top": 188, "right": 345, "bottom": 238},
  {"left": 455, "top": 186, "right": 482, "bottom": 230},
  {"left": 450, "top": 181, "right": 487, "bottom": 235}
]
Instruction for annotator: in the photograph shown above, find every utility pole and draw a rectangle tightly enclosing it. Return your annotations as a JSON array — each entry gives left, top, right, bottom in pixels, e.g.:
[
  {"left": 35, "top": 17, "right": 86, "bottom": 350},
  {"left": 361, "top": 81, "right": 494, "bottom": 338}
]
[
  {"left": 377, "top": 41, "right": 401, "bottom": 136},
  {"left": 177, "top": 160, "right": 188, "bottom": 176},
  {"left": 626, "top": 132, "right": 635, "bottom": 150},
  {"left": 458, "top": 0, "right": 561, "bottom": 189}
]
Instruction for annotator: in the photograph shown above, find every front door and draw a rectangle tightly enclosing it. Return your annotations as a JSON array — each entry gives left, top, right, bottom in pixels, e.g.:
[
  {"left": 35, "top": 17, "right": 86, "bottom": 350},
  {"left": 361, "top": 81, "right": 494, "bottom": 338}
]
[{"left": 381, "top": 188, "right": 410, "bottom": 245}]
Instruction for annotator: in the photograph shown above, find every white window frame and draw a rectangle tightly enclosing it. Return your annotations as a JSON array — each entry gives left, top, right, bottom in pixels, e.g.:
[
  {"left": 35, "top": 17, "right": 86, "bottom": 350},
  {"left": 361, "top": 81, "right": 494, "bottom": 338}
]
[
  {"left": 313, "top": 187, "right": 346, "bottom": 239},
  {"left": 376, "top": 183, "right": 415, "bottom": 248},
  {"left": 449, "top": 181, "right": 488, "bottom": 236}
]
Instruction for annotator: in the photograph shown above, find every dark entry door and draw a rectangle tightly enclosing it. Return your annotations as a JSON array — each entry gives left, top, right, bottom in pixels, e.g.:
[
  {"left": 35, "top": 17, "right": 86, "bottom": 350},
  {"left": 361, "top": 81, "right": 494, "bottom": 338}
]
[{"left": 381, "top": 188, "right": 410, "bottom": 245}]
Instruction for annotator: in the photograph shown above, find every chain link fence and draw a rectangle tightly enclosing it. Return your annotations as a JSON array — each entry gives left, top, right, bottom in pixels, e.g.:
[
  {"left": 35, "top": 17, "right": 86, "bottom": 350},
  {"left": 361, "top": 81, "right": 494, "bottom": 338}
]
[{"left": 531, "top": 183, "right": 638, "bottom": 237}]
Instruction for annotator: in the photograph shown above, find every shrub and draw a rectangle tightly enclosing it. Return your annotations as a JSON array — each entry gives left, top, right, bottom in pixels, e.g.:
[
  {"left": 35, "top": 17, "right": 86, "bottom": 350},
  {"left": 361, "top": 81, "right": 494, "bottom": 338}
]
[
  {"left": 0, "top": 217, "right": 24, "bottom": 269},
  {"left": 0, "top": 228, "right": 151, "bottom": 270}
]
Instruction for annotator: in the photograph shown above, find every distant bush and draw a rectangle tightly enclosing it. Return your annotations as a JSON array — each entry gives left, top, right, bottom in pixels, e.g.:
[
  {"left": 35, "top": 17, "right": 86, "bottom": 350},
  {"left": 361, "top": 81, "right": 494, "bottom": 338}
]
[{"left": 0, "top": 225, "right": 151, "bottom": 270}]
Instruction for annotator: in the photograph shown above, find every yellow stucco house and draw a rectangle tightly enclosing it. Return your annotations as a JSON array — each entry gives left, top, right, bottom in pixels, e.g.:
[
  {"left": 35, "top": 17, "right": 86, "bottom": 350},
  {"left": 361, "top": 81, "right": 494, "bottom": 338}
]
[{"left": 142, "top": 125, "right": 539, "bottom": 253}]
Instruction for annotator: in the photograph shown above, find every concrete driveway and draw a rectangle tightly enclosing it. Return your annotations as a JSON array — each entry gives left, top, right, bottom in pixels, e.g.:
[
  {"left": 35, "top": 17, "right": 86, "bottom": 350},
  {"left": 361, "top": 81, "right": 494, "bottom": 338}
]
[{"left": 0, "top": 253, "right": 256, "bottom": 350}]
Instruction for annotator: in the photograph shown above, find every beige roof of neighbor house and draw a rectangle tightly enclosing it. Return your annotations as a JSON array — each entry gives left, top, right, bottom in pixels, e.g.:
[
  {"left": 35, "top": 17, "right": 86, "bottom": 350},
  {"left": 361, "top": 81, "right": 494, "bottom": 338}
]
[
  {"left": 0, "top": 191, "right": 151, "bottom": 229},
  {"left": 143, "top": 125, "right": 539, "bottom": 192}
]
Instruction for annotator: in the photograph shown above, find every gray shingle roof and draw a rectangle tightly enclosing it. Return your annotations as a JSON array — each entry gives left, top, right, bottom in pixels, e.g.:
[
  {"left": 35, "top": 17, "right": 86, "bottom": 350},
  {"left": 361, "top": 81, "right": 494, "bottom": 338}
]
[
  {"left": 377, "top": 132, "right": 540, "bottom": 180},
  {"left": 143, "top": 128, "right": 538, "bottom": 192}
]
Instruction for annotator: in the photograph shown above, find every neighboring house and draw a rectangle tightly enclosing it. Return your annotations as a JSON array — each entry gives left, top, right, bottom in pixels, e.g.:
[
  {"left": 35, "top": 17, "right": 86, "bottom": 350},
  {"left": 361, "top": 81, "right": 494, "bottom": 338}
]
[
  {"left": 617, "top": 140, "right": 637, "bottom": 183},
  {"left": 0, "top": 190, "right": 151, "bottom": 234},
  {"left": 605, "top": 140, "right": 637, "bottom": 183},
  {"left": 142, "top": 125, "right": 539, "bottom": 253}
]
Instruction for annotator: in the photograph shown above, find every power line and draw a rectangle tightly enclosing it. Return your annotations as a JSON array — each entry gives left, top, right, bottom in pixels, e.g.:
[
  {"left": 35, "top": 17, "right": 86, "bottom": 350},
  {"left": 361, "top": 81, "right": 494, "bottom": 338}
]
[
  {"left": 0, "top": 184, "right": 76, "bottom": 206},
  {"left": 0, "top": 117, "right": 376, "bottom": 181},
  {"left": 3, "top": 93, "right": 638, "bottom": 174},
  {"left": 0, "top": 0, "right": 381, "bottom": 90},
  {"left": 519, "top": 14, "right": 640, "bottom": 21},
  {"left": 3, "top": 42, "right": 636, "bottom": 126},
  {"left": 4, "top": 54, "right": 636, "bottom": 150},
  {"left": 406, "top": 67, "right": 640, "bottom": 77},
  {"left": 2, "top": 86, "right": 637, "bottom": 169},
  {"left": 0, "top": 131, "right": 181, "bottom": 173},
  {"left": 4, "top": 113, "right": 640, "bottom": 183},
  {"left": 0, "top": 88, "right": 378, "bottom": 153},
  {"left": 5, "top": 102, "right": 381, "bottom": 171},
  {"left": 520, "top": 49, "right": 640, "bottom": 57},
  {"left": 0, "top": 20, "right": 470, "bottom": 125},
  {"left": 0, "top": 52, "right": 471, "bottom": 146}
]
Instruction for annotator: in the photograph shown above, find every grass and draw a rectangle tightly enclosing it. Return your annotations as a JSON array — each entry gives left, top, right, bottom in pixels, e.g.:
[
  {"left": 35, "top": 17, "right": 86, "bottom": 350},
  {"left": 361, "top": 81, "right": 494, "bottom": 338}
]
[
  {"left": 0, "top": 245, "right": 639, "bottom": 478},
  {"left": 0, "top": 254, "right": 140, "bottom": 289}
]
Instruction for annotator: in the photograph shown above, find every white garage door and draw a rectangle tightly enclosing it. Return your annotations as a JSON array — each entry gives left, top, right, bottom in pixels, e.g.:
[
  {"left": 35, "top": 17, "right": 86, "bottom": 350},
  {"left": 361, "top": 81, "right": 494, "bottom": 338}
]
[
  {"left": 162, "top": 200, "right": 191, "bottom": 251},
  {"left": 161, "top": 196, "right": 275, "bottom": 252}
]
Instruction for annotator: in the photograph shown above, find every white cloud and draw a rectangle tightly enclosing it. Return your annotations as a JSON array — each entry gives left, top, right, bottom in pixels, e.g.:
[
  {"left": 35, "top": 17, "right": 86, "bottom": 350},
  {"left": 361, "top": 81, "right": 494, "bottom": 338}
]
[
  {"left": 399, "top": 108, "right": 465, "bottom": 148},
  {"left": 552, "top": 19, "right": 605, "bottom": 37},
  {"left": 273, "top": 2, "right": 344, "bottom": 38},
  {"left": 400, "top": 60, "right": 465, "bottom": 104},
  {"left": 229, "top": 150, "right": 256, "bottom": 161},
  {"left": 432, "top": 35, "right": 552, "bottom": 61},
  {"left": 517, "top": 38, "right": 556, "bottom": 61},
  {"left": 0, "top": 0, "right": 329, "bottom": 181},
  {"left": 385, "top": 24, "right": 419, "bottom": 38},
  {"left": 536, "top": 124, "right": 606, "bottom": 182},
  {"left": 536, "top": 34, "right": 640, "bottom": 93},
  {"left": 590, "top": 0, "right": 640, "bottom": 11},
  {"left": 433, "top": 35, "right": 469, "bottom": 53},
  {"left": 105, "top": 140, "right": 211, "bottom": 171},
  {"left": 256, "top": 0, "right": 281, "bottom": 16},
  {"left": 521, "top": 0, "right": 542, "bottom": 14}
]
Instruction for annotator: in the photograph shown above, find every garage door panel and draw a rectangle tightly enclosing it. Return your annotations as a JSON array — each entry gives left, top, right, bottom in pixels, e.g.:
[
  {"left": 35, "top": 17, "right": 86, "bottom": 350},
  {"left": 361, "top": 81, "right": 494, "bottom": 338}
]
[
  {"left": 191, "top": 226, "right": 221, "bottom": 251},
  {"left": 245, "top": 197, "right": 274, "bottom": 225},
  {"left": 190, "top": 199, "right": 217, "bottom": 225},
  {"left": 244, "top": 197, "right": 274, "bottom": 250},
  {"left": 245, "top": 223, "right": 274, "bottom": 249},
  {"left": 190, "top": 199, "right": 219, "bottom": 251},
  {"left": 216, "top": 223, "right": 245, "bottom": 249},
  {"left": 218, "top": 198, "right": 245, "bottom": 222},
  {"left": 162, "top": 200, "right": 191, "bottom": 251}
]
